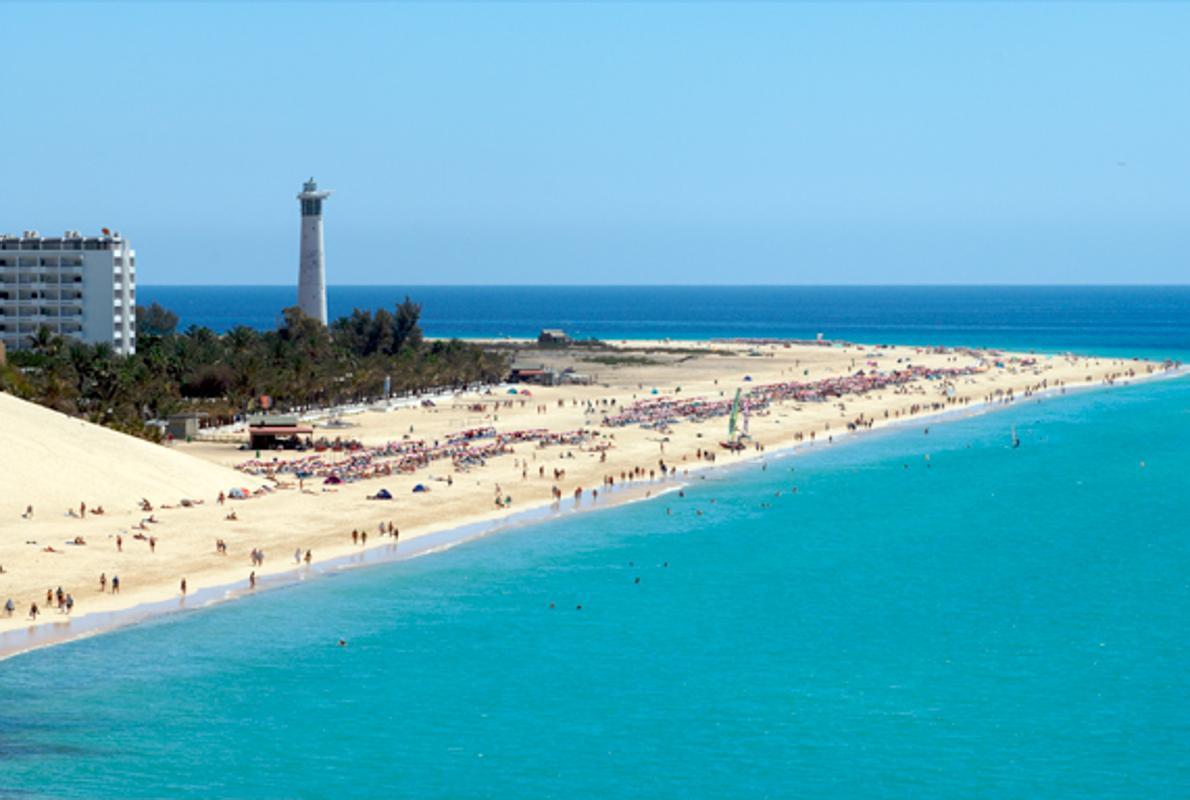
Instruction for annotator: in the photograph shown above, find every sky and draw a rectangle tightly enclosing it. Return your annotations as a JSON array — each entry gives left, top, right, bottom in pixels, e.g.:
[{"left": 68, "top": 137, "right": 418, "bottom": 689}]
[{"left": 1, "top": 1, "right": 1187, "bottom": 285}]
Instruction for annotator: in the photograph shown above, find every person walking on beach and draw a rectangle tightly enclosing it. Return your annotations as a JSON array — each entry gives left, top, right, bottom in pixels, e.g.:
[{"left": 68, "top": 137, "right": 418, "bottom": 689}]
[
  {"left": 149, "top": 536, "right": 157, "bottom": 553},
  {"left": 28, "top": 602, "right": 39, "bottom": 620},
  {"left": 4, "top": 598, "right": 14, "bottom": 617},
  {"left": 249, "top": 571, "right": 256, "bottom": 589},
  {"left": 180, "top": 578, "right": 187, "bottom": 596},
  {"left": 99, "top": 573, "right": 106, "bottom": 592},
  {"left": 65, "top": 594, "right": 74, "bottom": 615},
  {"left": 116, "top": 534, "right": 123, "bottom": 552},
  {"left": 294, "top": 547, "right": 302, "bottom": 564},
  {"left": 111, "top": 575, "right": 120, "bottom": 594},
  {"left": 304, "top": 549, "right": 312, "bottom": 565},
  {"left": 361, "top": 531, "right": 367, "bottom": 547}
]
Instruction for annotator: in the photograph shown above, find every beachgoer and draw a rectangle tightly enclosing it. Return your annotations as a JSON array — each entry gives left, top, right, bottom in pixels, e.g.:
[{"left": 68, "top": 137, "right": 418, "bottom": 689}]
[
  {"left": 111, "top": 575, "right": 120, "bottom": 593},
  {"left": 99, "top": 573, "right": 106, "bottom": 592},
  {"left": 29, "top": 603, "right": 39, "bottom": 620},
  {"left": 65, "top": 594, "right": 74, "bottom": 614},
  {"left": 116, "top": 534, "right": 123, "bottom": 552},
  {"left": 4, "top": 598, "right": 14, "bottom": 616},
  {"left": 149, "top": 536, "right": 157, "bottom": 553},
  {"left": 304, "top": 549, "right": 312, "bottom": 565},
  {"left": 249, "top": 571, "right": 256, "bottom": 589}
]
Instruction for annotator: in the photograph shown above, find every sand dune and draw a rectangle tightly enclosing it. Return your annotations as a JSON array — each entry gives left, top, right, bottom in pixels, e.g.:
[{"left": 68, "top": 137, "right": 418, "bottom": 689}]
[{"left": 0, "top": 392, "right": 252, "bottom": 514}]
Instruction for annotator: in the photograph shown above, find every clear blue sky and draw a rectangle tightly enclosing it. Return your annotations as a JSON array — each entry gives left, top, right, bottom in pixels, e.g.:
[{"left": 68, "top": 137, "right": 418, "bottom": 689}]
[{"left": 3, "top": 2, "right": 1187, "bottom": 285}]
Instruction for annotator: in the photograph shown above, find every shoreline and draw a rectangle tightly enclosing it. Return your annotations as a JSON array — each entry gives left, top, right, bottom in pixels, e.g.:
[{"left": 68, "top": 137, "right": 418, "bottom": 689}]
[{"left": 3, "top": 363, "right": 1183, "bottom": 662}]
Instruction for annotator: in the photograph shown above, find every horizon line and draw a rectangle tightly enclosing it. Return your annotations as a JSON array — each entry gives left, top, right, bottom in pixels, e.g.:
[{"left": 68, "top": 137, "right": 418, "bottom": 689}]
[{"left": 138, "top": 282, "right": 1190, "bottom": 289}]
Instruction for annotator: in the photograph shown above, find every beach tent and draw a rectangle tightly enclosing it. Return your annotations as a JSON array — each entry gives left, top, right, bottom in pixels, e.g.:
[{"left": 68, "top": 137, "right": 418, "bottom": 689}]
[
  {"left": 374, "top": 488, "right": 393, "bottom": 500},
  {"left": 506, "top": 388, "right": 519, "bottom": 395},
  {"left": 412, "top": 484, "right": 429, "bottom": 493},
  {"left": 324, "top": 475, "right": 343, "bottom": 485},
  {"left": 228, "top": 487, "right": 248, "bottom": 499}
]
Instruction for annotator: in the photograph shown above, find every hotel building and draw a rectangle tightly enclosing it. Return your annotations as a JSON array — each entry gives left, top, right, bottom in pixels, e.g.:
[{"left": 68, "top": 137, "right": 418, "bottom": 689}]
[{"left": 0, "top": 230, "right": 136, "bottom": 355}]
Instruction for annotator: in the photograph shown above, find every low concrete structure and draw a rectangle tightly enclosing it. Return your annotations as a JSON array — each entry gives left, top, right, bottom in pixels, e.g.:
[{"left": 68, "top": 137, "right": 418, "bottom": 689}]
[
  {"left": 166, "top": 412, "right": 207, "bottom": 440},
  {"left": 537, "top": 329, "right": 570, "bottom": 346}
]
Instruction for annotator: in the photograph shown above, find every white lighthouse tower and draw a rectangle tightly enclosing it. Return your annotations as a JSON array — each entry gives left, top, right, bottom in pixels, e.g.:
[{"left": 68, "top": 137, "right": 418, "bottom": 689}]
[{"left": 297, "top": 177, "right": 331, "bottom": 324}]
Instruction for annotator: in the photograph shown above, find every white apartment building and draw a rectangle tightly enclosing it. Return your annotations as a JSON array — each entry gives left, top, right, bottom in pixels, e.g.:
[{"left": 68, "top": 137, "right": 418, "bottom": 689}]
[{"left": 0, "top": 230, "right": 136, "bottom": 355}]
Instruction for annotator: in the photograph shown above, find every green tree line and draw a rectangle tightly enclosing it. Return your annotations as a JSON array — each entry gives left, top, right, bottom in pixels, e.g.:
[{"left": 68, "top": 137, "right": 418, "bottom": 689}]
[{"left": 0, "top": 298, "right": 508, "bottom": 440}]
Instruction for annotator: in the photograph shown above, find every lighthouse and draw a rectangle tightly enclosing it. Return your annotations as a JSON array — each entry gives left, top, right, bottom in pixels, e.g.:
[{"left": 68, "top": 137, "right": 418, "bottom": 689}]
[{"left": 296, "top": 177, "right": 331, "bottom": 324}]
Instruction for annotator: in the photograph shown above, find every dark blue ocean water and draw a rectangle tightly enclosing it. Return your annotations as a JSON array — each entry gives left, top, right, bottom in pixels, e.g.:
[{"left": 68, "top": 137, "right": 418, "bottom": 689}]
[{"left": 139, "top": 285, "right": 1190, "bottom": 359}]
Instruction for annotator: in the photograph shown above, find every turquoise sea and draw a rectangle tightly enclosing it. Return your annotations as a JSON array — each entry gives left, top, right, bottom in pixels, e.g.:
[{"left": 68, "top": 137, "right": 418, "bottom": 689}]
[{"left": 2, "top": 289, "right": 1189, "bottom": 798}]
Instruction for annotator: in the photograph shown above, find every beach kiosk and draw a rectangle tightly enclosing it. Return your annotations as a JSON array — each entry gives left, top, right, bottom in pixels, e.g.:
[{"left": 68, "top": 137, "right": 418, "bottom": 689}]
[{"left": 246, "top": 414, "right": 313, "bottom": 451}]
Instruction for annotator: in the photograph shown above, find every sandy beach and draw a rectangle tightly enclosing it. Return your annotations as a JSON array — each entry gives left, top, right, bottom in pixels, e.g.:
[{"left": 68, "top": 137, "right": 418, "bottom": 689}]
[{"left": 0, "top": 339, "right": 1176, "bottom": 654}]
